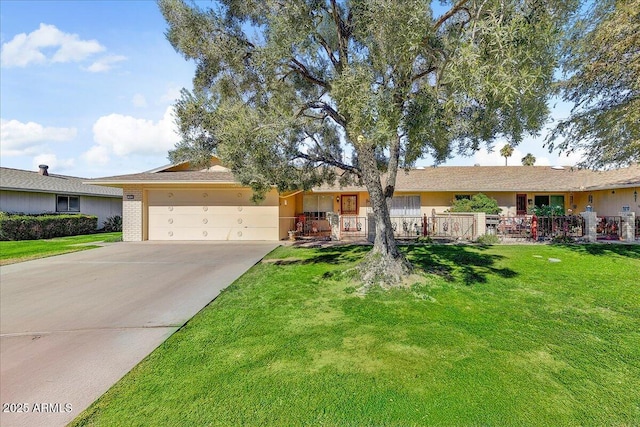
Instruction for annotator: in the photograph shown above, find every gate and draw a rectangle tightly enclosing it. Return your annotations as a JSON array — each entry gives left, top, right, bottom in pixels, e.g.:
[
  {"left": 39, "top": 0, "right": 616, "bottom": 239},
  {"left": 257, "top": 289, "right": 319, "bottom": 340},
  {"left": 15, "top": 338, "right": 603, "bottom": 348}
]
[{"left": 597, "top": 216, "right": 622, "bottom": 240}]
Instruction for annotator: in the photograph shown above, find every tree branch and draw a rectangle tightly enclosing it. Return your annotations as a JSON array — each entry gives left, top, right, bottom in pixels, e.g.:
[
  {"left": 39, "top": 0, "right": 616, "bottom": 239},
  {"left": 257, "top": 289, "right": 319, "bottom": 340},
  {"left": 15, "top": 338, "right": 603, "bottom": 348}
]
[
  {"left": 330, "top": 0, "right": 350, "bottom": 72},
  {"left": 296, "top": 152, "right": 361, "bottom": 177},
  {"left": 298, "top": 100, "right": 347, "bottom": 128},
  {"left": 288, "top": 58, "right": 329, "bottom": 88},
  {"left": 434, "top": 0, "right": 472, "bottom": 30},
  {"left": 315, "top": 33, "right": 340, "bottom": 70},
  {"left": 384, "top": 134, "right": 401, "bottom": 199},
  {"left": 411, "top": 66, "right": 437, "bottom": 82}
]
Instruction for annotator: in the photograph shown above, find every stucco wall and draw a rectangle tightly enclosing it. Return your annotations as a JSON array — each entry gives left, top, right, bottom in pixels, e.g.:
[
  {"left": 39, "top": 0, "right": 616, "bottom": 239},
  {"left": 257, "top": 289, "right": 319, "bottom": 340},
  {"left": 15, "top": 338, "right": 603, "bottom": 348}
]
[{"left": 588, "top": 188, "right": 639, "bottom": 216}]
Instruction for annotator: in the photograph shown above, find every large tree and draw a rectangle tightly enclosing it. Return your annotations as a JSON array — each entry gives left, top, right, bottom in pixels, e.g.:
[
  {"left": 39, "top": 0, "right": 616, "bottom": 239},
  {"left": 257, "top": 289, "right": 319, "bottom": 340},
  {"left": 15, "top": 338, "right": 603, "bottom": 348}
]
[
  {"left": 160, "top": 0, "right": 576, "bottom": 285},
  {"left": 546, "top": 0, "right": 640, "bottom": 168},
  {"left": 500, "top": 144, "right": 514, "bottom": 166},
  {"left": 521, "top": 152, "right": 536, "bottom": 166}
]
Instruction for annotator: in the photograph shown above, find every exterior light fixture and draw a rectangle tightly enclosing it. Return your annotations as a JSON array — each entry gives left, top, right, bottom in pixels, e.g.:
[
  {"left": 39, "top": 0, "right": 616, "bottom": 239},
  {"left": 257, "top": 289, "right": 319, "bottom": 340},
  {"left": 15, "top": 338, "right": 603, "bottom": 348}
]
[
  {"left": 336, "top": 196, "right": 340, "bottom": 203},
  {"left": 634, "top": 190, "right": 638, "bottom": 202}
]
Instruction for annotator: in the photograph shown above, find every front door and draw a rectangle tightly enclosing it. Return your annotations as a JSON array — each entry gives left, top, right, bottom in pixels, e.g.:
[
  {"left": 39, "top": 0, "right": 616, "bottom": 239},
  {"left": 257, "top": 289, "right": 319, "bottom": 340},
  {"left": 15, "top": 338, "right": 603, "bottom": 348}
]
[
  {"left": 341, "top": 194, "right": 358, "bottom": 215},
  {"left": 516, "top": 194, "right": 527, "bottom": 215}
]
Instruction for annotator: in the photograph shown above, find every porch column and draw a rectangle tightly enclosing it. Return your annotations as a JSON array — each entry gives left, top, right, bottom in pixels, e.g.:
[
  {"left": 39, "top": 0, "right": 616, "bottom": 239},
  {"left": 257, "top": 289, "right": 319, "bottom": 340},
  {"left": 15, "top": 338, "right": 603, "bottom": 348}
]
[
  {"left": 474, "top": 212, "right": 486, "bottom": 239},
  {"left": 327, "top": 212, "right": 341, "bottom": 241},
  {"left": 122, "top": 185, "right": 144, "bottom": 242},
  {"left": 619, "top": 212, "right": 636, "bottom": 241},
  {"left": 580, "top": 211, "right": 597, "bottom": 242}
]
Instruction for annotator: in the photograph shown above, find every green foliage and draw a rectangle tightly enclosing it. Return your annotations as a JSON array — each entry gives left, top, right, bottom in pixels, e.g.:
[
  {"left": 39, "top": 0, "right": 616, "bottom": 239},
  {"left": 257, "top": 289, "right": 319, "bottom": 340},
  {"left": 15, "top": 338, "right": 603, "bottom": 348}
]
[
  {"left": 102, "top": 215, "right": 123, "bottom": 233},
  {"left": 450, "top": 193, "right": 502, "bottom": 214},
  {"left": 521, "top": 153, "right": 536, "bottom": 166},
  {"left": 0, "top": 213, "right": 98, "bottom": 241},
  {"left": 0, "top": 232, "right": 122, "bottom": 264},
  {"left": 477, "top": 233, "right": 500, "bottom": 245},
  {"left": 500, "top": 144, "right": 514, "bottom": 165},
  {"left": 158, "top": 0, "right": 578, "bottom": 251},
  {"left": 547, "top": 0, "right": 640, "bottom": 168},
  {"left": 533, "top": 204, "right": 564, "bottom": 216}
]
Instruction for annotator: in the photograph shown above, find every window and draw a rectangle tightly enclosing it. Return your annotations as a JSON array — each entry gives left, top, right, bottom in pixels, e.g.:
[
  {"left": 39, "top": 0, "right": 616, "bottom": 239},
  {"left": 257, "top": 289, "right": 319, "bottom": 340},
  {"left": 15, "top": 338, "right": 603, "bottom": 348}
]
[
  {"left": 550, "top": 195, "right": 564, "bottom": 208},
  {"left": 389, "top": 195, "right": 421, "bottom": 217},
  {"left": 534, "top": 195, "right": 564, "bottom": 208},
  {"left": 455, "top": 194, "right": 471, "bottom": 201},
  {"left": 302, "top": 195, "right": 333, "bottom": 219},
  {"left": 57, "top": 195, "right": 80, "bottom": 212}
]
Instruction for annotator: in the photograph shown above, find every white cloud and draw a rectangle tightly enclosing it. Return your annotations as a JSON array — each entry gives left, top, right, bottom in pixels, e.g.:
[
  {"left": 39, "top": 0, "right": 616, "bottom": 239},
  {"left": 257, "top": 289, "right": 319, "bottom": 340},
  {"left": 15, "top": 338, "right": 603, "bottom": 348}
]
[
  {"left": 1, "top": 23, "right": 104, "bottom": 68},
  {"left": 81, "top": 145, "right": 111, "bottom": 166},
  {"left": 85, "top": 54, "right": 127, "bottom": 72},
  {"left": 132, "top": 93, "right": 148, "bottom": 108},
  {"left": 89, "top": 107, "right": 179, "bottom": 157},
  {"left": 160, "top": 85, "right": 182, "bottom": 104},
  {"left": 0, "top": 118, "right": 77, "bottom": 156},
  {"left": 32, "top": 154, "right": 75, "bottom": 173}
]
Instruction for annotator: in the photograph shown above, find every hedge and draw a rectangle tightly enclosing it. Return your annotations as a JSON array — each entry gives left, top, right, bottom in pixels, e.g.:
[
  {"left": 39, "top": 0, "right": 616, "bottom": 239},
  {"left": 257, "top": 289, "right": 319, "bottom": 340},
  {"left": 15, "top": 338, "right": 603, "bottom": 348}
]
[{"left": 0, "top": 213, "right": 98, "bottom": 241}]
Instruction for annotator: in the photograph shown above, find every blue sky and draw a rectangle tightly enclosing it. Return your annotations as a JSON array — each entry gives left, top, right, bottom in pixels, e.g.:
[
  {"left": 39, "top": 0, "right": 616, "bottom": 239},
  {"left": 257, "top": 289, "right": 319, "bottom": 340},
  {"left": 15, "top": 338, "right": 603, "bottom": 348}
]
[{"left": 1, "top": 1, "right": 582, "bottom": 178}]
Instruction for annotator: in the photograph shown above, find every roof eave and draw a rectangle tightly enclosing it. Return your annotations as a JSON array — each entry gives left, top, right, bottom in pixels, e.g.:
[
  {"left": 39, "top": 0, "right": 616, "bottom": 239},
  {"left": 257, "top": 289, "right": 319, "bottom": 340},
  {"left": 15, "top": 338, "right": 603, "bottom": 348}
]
[{"left": 1, "top": 186, "right": 122, "bottom": 197}]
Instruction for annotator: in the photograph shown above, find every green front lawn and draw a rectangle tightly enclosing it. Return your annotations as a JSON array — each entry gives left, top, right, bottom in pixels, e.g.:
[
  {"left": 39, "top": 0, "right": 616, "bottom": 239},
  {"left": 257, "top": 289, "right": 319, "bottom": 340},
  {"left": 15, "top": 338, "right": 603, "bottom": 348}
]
[
  {"left": 72, "top": 244, "right": 639, "bottom": 426},
  {"left": 0, "top": 232, "right": 122, "bottom": 265}
]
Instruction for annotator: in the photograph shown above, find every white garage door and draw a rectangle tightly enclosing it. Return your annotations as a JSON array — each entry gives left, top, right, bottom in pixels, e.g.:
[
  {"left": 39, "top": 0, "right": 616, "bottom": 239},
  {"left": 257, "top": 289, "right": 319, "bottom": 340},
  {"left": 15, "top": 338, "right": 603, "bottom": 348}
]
[{"left": 148, "top": 189, "right": 279, "bottom": 241}]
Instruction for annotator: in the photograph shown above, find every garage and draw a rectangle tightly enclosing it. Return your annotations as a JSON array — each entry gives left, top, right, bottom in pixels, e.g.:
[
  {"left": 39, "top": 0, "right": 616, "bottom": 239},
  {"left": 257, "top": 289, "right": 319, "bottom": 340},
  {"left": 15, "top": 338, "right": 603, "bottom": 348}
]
[{"left": 147, "top": 188, "right": 279, "bottom": 241}]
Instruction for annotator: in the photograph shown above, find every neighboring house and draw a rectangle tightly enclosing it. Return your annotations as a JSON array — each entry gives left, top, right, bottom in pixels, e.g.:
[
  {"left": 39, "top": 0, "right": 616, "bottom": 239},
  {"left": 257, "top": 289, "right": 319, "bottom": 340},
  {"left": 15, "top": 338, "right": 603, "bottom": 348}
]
[
  {"left": 0, "top": 165, "right": 123, "bottom": 229},
  {"left": 88, "top": 157, "right": 639, "bottom": 242}
]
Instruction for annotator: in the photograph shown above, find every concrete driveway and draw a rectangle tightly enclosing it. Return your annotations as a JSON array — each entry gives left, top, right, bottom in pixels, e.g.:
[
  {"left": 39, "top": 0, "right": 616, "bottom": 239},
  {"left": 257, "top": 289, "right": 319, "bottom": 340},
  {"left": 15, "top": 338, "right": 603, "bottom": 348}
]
[{"left": 0, "top": 241, "right": 278, "bottom": 427}]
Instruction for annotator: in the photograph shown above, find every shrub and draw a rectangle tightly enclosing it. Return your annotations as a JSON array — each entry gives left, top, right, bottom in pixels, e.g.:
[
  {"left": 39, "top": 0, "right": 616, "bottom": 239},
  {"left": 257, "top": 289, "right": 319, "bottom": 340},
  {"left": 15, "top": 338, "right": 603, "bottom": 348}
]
[
  {"left": 476, "top": 233, "right": 500, "bottom": 245},
  {"left": 450, "top": 193, "right": 502, "bottom": 214},
  {"left": 102, "top": 215, "right": 123, "bottom": 232},
  {"left": 533, "top": 204, "right": 564, "bottom": 216},
  {"left": 0, "top": 213, "right": 98, "bottom": 241}
]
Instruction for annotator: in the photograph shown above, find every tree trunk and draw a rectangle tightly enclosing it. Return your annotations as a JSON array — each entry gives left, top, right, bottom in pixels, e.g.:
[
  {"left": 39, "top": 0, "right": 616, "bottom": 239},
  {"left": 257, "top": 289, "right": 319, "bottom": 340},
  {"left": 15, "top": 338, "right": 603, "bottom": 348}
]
[{"left": 356, "top": 145, "right": 412, "bottom": 287}]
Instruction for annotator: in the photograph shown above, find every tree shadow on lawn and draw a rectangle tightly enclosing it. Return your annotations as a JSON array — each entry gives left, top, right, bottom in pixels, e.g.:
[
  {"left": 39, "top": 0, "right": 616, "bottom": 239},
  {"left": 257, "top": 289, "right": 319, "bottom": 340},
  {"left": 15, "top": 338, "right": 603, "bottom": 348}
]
[
  {"left": 280, "top": 243, "right": 517, "bottom": 286},
  {"left": 554, "top": 243, "right": 640, "bottom": 259},
  {"left": 270, "top": 244, "right": 372, "bottom": 265},
  {"left": 404, "top": 245, "right": 518, "bottom": 286}
]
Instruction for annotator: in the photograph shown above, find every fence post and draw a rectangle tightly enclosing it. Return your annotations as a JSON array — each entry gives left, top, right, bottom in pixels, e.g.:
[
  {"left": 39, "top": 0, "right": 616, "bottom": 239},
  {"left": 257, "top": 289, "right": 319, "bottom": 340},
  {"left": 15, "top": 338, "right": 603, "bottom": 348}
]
[
  {"left": 580, "top": 211, "right": 598, "bottom": 242},
  {"left": 327, "top": 213, "right": 340, "bottom": 241},
  {"left": 619, "top": 211, "right": 636, "bottom": 241},
  {"left": 474, "top": 212, "right": 486, "bottom": 239}
]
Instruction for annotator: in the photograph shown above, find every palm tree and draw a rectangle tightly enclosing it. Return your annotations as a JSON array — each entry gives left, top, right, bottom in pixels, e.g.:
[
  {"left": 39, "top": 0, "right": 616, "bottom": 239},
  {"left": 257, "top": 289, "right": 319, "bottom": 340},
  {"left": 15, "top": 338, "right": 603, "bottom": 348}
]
[
  {"left": 500, "top": 144, "right": 514, "bottom": 166},
  {"left": 521, "top": 153, "right": 536, "bottom": 166}
]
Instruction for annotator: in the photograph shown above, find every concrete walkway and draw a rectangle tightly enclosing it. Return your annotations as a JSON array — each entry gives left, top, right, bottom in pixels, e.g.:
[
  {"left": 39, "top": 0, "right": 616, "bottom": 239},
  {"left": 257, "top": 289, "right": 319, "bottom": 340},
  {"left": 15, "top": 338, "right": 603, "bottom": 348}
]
[{"left": 0, "top": 241, "right": 278, "bottom": 427}]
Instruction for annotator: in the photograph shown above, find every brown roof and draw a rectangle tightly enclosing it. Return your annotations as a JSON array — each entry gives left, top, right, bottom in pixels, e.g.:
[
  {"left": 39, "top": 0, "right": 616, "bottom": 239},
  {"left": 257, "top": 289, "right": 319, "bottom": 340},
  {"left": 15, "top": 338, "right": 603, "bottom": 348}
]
[
  {"left": 88, "top": 164, "right": 640, "bottom": 193},
  {"left": 87, "top": 170, "right": 238, "bottom": 185},
  {"left": 1, "top": 167, "right": 122, "bottom": 197}
]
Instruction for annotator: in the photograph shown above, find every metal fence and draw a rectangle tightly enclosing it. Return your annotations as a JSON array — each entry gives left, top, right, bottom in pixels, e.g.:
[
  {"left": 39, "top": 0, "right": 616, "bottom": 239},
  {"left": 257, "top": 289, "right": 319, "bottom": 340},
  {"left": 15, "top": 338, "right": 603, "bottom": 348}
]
[
  {"left": 597, "top": 216, "right": 622, "bottom": 240},
  {"left": 340, "top": 215, "right": 368, "bottom": 238},
  {"left": 280, "top": 216, "right": 332, "bottom": 238},
  {"left": 281, "top": 213, "right": 478, "bottom": 241},
  {"left": 487, "top": 214, "right": 585, "bottom": 240},
  {"left": 422, "top": 214, "right": 477, "bottom": 239},
  {"left": 486, "top": 214, "right": 531, "bottom": 239},
  {"left": 537, "top": 215, "right": 585, "bottom": 239}
]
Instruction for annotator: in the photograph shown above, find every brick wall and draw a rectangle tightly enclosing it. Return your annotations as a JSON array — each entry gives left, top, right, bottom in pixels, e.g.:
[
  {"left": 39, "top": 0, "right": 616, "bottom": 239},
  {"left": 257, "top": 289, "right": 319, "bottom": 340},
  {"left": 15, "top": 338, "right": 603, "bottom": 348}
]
[{"left": 122, "top": 185, "right": 143, "bottom": 242}]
